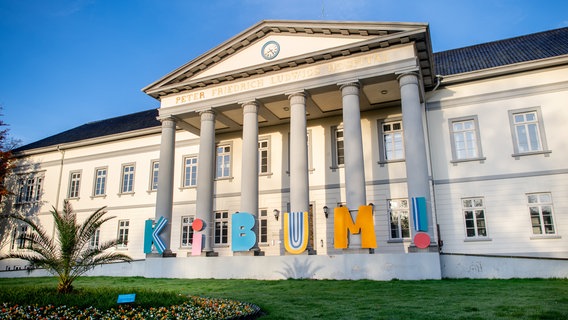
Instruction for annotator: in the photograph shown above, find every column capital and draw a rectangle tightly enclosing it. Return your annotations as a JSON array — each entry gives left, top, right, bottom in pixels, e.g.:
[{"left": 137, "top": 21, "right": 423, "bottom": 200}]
[
  {"left": 241, "top": 100, "right": 259, "bottom": 114},
  {"left": 158, "top": 116, "right": 177, "bottom": 128},
  {"left": 338, "top": 81, "right": 360, "bottom": 96},
  {"left": 286, "top": 91, "right": 307, "bottom": 103},
  {"left": 397, "top": 72, "right": 419, "bottom": 86},
  {"left": 199, "top": 109, "right": 216, "bottom": 121}
]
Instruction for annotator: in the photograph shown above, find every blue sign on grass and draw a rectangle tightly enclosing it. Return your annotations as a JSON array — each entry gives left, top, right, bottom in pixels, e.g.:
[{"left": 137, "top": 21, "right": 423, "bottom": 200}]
[{"left": 117, "top": 293, "right": 136, "bottom": 304}]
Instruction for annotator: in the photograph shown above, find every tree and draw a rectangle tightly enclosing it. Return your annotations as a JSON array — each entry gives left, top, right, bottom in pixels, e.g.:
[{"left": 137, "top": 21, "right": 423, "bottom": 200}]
[
  {"left": 0, "top": 107, "right": 20, "bottom": 202},
  {"left": 0, "top": 201, "right": 132, "bottom": 293}
]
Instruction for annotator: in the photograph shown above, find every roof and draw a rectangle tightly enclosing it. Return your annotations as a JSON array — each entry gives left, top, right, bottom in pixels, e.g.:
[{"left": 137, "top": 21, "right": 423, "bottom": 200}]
[
  {"left": 14, "top": 26, "right": 568, "bottom": 153},
  {"left": 14, "top": 109, "right": 160, "bottom": 153},
  {"left": 434, "top": 27, "right": 568, "bottom": 76}
]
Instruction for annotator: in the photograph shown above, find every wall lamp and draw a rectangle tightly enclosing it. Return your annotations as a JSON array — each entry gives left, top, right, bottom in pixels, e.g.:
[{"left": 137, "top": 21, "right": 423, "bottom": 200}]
[
  {"left": 323, "top": 206, "right": 329, "bottom": 219},
  {"left": 273, "top": 209, "right": 280, "bottom": 221}
]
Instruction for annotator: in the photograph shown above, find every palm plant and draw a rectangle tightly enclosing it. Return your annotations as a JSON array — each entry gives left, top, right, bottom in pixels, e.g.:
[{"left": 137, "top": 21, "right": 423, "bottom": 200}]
[{"left": 0, "top": 201, "right": 132, "bottom": 293}]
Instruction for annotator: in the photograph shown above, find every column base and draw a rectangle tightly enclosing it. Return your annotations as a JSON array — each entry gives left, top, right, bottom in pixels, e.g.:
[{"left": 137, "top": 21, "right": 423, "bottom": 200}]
[
  {"left": 162, "top": 250, "right": 177, "bottom": 258},
  {"left": 341, "top": 248, "right": 374, "bottom": 254},
  {"left": 233, "top": 249, "right": 265, "bottom": 256},
  {"left": 146, "top": 251, "right": 177, "bottom": 258}
]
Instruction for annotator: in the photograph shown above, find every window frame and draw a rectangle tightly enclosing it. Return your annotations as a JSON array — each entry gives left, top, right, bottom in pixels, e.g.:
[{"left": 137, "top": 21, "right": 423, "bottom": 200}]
[
  {"left": 180, "top": 215, "right": 194, "bottom": 248},
  {"left": 377, "top": 118, "right": 405, "bottom": 164},
  {"left": 11, "top": 225, "right": 30, "bottom": 251},
  {"left": 330, "top": 125, "right": 344, "bottom": 169},
  {"left": 462, "top": 197, "right": 489, "bottom": 239},
  {"left": 387, "top": 199, "right": 411, "bottom": 241},
  {"left": 149, "top": 160, "right": 159, "bottom": 191},
  {"left": 117, "top": 220, "right": 129, "bottom": 248},
  {"left": 527, "top": 192, "right": 557, "bottom": 237},
  {"left": 90, "top": 229, "right": 101, "bottom": 249},
  {"left": 182, "top": 155, "right": 198, "bottom": 188},
  {"left": 508, "top": 107, "right": 551, "bottom": 157},
  {"left": 214, "top": 211, "right": 229, "bottom": 245},
  {"left": 93, "top": 167, "right": 108, "bottom": 197},
  {"left": 448, "top": 115, "right": 486, "bottom": 163},
  {"left": 120, "top": 163, "right": 136, "bottom": 194},
  {"left": 68, "top": 170, "right": 82, "bottom": 199},
  {"left": 258, "top": 137, "right": 271, "bottom": 175},
  {"left": 215, "top": 143, "right": 233, "bottom": 180},
  {"left": 15, "top": 173, "right": 44, "bottom": 204},
  {"left": 259, "top": 209, "right": 268, "bottom": 245}
]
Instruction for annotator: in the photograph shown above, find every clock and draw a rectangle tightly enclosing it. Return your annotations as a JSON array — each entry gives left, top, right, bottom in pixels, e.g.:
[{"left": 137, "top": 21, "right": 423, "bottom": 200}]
[{"left": 261, "top": 40, "right": 280, "bottom": 60}]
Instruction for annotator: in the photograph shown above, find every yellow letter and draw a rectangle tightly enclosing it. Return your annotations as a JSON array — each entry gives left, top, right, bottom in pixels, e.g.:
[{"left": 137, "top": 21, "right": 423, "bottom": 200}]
[{"left": 334, "top": 205, "right": 377, "bottom": 249}]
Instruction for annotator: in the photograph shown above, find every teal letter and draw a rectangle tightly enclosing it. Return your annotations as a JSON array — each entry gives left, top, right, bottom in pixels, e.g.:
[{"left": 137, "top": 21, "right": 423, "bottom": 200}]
[
  {"left": 143, "top": 219, "right": 154, "bottom": 254},
  {"left": 231, "top": 212, "right": 256, "bottom": 251}
]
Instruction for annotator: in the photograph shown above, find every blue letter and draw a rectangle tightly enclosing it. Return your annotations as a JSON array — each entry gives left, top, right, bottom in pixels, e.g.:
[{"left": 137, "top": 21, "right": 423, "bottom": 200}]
[{"left": 231, "top": 212, "right": 256, "bottom": 251}]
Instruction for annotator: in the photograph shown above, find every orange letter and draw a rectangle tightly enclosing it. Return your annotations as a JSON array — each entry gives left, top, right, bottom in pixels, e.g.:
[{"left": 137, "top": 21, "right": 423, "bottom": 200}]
[{"left": 334, "top": 205, "right": 377, "bottom": 249}]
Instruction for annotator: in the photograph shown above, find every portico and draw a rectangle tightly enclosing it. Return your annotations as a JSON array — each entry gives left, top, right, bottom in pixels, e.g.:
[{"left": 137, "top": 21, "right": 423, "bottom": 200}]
[{"left": 144, "top": 20, "right": 437, "bottom": 256}]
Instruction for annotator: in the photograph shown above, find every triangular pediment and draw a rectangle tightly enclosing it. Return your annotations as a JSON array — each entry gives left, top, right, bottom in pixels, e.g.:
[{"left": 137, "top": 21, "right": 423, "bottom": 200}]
[{"left": 143, "top": 20, "right": 434, "bottom": 98}]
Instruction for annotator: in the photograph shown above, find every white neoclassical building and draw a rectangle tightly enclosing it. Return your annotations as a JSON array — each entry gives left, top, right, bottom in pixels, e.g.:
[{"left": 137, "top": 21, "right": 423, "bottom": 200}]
[{"left": 2, "top": 21, "right": 568, "bottom": 280}]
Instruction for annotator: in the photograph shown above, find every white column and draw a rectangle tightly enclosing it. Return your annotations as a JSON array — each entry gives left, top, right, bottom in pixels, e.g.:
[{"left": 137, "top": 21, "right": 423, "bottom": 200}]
[
  {"left": 398, "top": 72, "right": 433, "bottom": 238},
  {"left": 155, "top": 116, "right": 176, "bottom": 255},
  {"left": 339, "top": 82, "right": 367, "bottom": 210},
  {"left": 240, "top": 100, "right": 260, "bottom": 250},
  {"left": 288, "top": 92, "right": 309, "bottom": 213},
  {"left": 195, "top": 110, "right": 216, "bottom": 253},
  {"left": 339, "top": 82, "right": 367, "bottom": 249}
]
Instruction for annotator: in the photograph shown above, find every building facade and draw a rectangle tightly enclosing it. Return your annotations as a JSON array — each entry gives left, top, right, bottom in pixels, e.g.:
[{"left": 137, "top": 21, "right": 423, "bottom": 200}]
[{"left": 2, "top": 21, "right": 568, "bottom": 279}]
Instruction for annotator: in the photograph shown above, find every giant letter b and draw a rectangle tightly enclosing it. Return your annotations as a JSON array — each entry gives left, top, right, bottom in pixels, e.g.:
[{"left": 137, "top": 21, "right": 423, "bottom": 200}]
[{"left": 231, "top": 212, "right": 256, "bottom": 252}]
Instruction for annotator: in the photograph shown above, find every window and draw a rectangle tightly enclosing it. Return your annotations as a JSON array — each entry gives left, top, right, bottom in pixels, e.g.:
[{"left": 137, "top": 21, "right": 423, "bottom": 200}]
[
  {"left": 509, "top": 108, "right": 549, "bottom": 155},
  {"left": 528, "top": 193, "right": 556, "bottom": 235},
  {"left": 214, "top": 211, "right": 229, "bottom": 245},
  {"left": 462, "top": 198, "right": 487, "bottom": 237},
  {"left": 379, "top": 120, "right": 405, "bottom": 162},
  {"left": 181, "top": 216, "right": 194, "bottom": 248},
  {"left": 94, "top": 168, "right": 107, "bottom": 196},
  {"left": 16, "top": 175, "right": 43, "bottom": 204},
  {"left": 68, "top": 171, "right": 81, "bottom": 199},
  {"left": 258, "top": 139, "right": 270, "bottom": 174},
  {"left": 183, "top": 156, "right": 198, "bottom": 187},
  {"left": 449, "top": 116, "right": 484, "bottom": 161},
  {"left": 11, "top": 225, "right": 29, "bottom": 250},
  {"left": 117, "top": 220, "right": 129, "bottom": 248},
  {"left": 216, "top": 145, "right": 231, "bottom": 179},
  {"left": 90, "top": 229, "right": 100, "bottom": 248},
  {"left": 331, "top": 125, "right": 345, "bottom": 167},
  {"left": 121, "top": 164, "right": 135, "bottom": 193},
  {"left": 150, "top": 161, "right": 159, "bottom": 191},
  {"left": 388, "top": 199, "right": 410, "bottom": 240},
  {"left": 259, "top": 209, "right": 268, "bottom": 244},
  {"left": 332, "top": 127, "right": 345, "bottom": 167}
]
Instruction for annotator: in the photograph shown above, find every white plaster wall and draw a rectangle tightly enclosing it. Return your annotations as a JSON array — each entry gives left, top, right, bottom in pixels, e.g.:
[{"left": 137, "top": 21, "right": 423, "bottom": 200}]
[
  {"left": 427, "top": 66, "right": 568, "bottom": 182},
  {"left": 440, "top": 254, "right": 568, "bottom": 279},
  {"left": 0, "top": 253, "right": 441, "bottom": 281},
  {"left": 434, "top": 175, "right": 568, "bottom": 256}
]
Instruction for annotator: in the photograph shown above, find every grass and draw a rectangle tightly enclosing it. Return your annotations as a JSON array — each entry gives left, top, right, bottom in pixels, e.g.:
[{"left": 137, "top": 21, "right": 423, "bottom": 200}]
[{"left": 0, "top": 277, "right": 567, "bottom": 319}]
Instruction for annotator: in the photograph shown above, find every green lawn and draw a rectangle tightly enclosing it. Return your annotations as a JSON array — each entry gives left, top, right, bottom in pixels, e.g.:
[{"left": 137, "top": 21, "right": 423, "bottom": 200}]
[{"left": 0, "top": 277, "right": 567, "bottom": 319}]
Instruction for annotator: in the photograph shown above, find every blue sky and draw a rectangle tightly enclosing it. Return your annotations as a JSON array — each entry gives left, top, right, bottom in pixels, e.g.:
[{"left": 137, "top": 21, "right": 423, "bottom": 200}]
[{"left": 1, "top": 0, "right": 567, "bottom": 146}]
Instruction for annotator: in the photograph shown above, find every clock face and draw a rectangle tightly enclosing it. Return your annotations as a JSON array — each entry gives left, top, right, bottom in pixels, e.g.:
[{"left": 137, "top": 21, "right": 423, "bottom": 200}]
[{"left": 261, "top": 41, "right": 280, "bottom": 60}]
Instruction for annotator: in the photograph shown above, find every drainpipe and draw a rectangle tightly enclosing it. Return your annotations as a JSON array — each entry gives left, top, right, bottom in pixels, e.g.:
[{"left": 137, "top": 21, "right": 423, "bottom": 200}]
[{"left": 425, "top": 74, "right": 443, "bottom": 251}]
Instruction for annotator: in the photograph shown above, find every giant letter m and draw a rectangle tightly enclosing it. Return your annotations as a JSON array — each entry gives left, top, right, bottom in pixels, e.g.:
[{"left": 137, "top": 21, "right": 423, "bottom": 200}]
[{"left": 334, "top": 205, "right": 377, "bottom": 249}]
